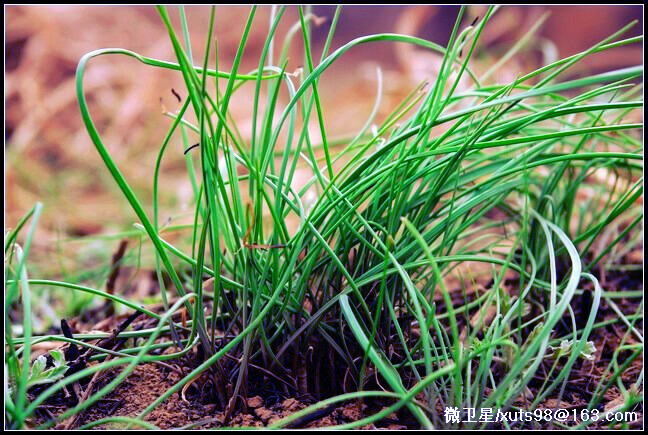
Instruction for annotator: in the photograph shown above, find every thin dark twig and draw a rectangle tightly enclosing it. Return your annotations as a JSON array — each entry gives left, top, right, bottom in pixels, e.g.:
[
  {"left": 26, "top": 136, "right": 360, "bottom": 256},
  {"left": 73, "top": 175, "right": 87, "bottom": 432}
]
[
  {"left": 106, "top": 240, "right": 128, "bottom": 296},
  {"left": 104, "top": 239, "right": 128, "bottom": 316},
  {"left": 171, "top": 88, "right": 182, "bottom": 102},
  {"left": 61, "top": 319, "right": 79, "bottom": 361},
  {"left": 284, "top": 403, "right": 338, "bottom": 429},
  {"left": 77, "top": 310, "right": 144, "bottom": 362},
  {"left": 184, "top": 142, "right": 200, "bottom": 154}
]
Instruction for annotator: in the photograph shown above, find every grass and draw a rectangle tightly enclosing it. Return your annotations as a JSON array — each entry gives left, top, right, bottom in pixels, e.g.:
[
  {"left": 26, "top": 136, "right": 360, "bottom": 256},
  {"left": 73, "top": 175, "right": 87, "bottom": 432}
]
[{"left": 4, "top": 5, "right": 643, "bottom": 430}]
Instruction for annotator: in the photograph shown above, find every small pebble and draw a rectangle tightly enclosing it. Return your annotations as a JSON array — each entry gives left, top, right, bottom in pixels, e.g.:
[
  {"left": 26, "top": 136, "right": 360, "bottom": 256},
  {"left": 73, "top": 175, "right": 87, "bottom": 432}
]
[
  {"left": 247, "top": 396, "right": 263, "bottom": 409},
  {"left": 254, "top": 406, "right": 274, "bottom": 423}
]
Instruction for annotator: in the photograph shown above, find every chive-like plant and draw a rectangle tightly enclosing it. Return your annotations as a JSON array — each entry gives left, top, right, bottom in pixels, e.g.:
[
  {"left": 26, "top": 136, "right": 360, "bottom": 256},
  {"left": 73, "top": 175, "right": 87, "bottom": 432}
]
[{"left": 5, "top": 5, "right": 643, "bottom": 430}]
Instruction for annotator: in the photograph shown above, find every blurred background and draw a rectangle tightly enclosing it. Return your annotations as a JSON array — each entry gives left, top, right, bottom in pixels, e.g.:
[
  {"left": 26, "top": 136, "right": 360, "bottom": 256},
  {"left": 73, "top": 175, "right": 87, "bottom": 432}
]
[{"left": 4, "top": 5, "right": 643, "bottom": 318}]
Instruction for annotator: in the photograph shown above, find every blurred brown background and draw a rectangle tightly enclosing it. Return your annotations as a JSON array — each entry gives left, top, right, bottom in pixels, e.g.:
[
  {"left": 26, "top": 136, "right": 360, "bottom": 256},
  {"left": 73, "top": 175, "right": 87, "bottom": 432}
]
[{"left": 4, "top": 5, "right": 643, "bottom": 277}]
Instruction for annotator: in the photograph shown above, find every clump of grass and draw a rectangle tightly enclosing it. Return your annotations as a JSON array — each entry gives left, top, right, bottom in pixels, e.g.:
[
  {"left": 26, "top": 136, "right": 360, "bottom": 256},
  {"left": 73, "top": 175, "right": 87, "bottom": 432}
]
[{"left": 5, "top": 5, "right": 643, "bottom": 430}]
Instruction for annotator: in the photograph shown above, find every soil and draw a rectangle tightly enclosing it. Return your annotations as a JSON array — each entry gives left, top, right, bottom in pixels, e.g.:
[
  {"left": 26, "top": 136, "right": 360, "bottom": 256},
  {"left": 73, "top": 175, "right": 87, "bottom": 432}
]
[
  {"left": 30, "top": 361, "right": 403, "bottom": 429},
  {"left": 25, "top": 250, "right": 643, "bottom": 430}
]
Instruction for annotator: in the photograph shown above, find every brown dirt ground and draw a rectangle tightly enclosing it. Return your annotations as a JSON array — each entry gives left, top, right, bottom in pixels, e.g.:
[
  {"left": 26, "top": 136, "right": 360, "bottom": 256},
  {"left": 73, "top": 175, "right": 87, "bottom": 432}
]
[
  {"left": 26, "top": 256, "right": 641, "bottom": 430},
  {"left": 31, "top": 362, "right": 401, "bottom": 429}
]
